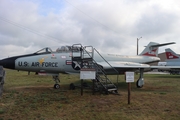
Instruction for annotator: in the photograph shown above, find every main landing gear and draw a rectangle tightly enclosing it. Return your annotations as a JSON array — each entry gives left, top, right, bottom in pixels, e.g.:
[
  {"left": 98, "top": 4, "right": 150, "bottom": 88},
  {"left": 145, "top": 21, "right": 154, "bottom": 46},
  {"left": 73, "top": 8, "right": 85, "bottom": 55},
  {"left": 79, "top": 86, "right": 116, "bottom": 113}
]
[
  {"left": 136, "top": 68, "right": 144, "bottom": 88},
  {"left": 53, "top": 75, "right": 60, "bottom": 89}
]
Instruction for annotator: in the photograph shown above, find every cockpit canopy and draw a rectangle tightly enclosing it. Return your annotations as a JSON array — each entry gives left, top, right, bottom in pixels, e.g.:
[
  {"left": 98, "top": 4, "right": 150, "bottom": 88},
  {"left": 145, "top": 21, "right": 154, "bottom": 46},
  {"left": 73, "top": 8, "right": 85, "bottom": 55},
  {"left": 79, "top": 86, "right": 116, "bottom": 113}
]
[
  {"left": 56, "top": 46, "right": 71, "bottom": 52},
  {"left": 34, "top": 45, "right": 81, "bottom": 54}
]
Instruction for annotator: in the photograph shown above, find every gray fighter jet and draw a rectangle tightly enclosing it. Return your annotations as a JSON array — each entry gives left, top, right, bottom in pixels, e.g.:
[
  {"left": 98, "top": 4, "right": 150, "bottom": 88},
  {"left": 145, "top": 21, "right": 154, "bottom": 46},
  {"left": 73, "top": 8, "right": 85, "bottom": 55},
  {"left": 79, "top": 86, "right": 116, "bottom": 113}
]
[{"left": 0, "top": 42, "right": 176, "bottom": 89}]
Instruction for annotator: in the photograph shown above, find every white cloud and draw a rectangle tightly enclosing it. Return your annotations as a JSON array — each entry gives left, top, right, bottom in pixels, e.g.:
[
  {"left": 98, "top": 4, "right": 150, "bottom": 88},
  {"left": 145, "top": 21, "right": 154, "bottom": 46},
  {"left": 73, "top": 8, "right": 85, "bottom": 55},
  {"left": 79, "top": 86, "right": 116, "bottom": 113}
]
[{"left": 0, "top": 0, "right": 180, "bottom": 59}]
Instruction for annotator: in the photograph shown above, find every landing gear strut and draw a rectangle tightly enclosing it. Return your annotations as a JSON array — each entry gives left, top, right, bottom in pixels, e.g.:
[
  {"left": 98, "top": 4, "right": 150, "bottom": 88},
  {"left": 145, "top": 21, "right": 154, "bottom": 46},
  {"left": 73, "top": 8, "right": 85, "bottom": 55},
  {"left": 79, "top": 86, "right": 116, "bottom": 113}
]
[
  {"left": 136, "top": 68, "right": 144, "bottom": 88},
  {"left": 53, "top": 75, "right": 60, "bottom": 89}
]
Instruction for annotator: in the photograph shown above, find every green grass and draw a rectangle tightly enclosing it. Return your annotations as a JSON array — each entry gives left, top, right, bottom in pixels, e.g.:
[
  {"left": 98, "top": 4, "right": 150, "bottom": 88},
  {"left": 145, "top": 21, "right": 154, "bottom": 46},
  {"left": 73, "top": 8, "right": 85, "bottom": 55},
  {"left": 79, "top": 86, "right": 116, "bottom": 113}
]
[{"left": 1, "top": 69, "right": 180, "bottom": 120}]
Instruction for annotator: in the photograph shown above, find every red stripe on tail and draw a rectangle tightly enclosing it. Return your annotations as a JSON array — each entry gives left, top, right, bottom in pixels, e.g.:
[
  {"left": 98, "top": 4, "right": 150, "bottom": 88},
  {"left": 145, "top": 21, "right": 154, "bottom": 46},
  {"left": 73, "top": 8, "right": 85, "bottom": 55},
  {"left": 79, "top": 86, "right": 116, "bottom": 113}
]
[
  {"left": 142, "top": 48, "right": 157, "bottom": 56},
  {"left": 166, "top": 52, "right": 179, "bottom": 59}
]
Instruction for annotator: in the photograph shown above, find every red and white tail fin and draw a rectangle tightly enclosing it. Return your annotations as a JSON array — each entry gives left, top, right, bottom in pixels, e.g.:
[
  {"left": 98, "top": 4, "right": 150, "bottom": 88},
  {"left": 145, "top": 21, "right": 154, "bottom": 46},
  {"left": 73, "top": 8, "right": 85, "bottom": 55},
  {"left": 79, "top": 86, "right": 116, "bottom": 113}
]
[
  {"left": 139, "top": 42, "right": 175, "bottom": 57},
  {"left": 165, "top": 48, "right": 180, "bottom": 61}
]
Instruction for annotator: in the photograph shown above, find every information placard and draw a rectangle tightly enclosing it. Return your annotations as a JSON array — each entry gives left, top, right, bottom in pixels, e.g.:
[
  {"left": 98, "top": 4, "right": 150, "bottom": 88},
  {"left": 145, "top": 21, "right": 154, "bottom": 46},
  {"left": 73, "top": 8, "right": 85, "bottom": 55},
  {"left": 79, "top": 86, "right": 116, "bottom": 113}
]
[
  {"left": 80, "top": 69, "right": 96, "bottom": 79},
  {"left": 125, "top": 72, "right": 134, "bottom": 83}
]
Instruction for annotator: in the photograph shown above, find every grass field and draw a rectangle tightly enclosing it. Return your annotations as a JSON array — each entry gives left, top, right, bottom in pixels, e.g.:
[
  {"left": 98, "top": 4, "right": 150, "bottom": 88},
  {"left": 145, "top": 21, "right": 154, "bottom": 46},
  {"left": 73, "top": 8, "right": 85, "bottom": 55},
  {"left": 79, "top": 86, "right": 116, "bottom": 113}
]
[{"left": 0, "top": 69, "right": 180, "bottom": 120}]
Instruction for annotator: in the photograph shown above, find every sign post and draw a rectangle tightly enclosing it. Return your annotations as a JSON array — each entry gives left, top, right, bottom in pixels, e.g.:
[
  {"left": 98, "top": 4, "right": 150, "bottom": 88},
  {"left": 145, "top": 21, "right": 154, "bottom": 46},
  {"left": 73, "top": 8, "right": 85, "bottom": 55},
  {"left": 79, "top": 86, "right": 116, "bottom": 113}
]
[{"left": 125, "top": 72, "right": 134, "bottom": 104}]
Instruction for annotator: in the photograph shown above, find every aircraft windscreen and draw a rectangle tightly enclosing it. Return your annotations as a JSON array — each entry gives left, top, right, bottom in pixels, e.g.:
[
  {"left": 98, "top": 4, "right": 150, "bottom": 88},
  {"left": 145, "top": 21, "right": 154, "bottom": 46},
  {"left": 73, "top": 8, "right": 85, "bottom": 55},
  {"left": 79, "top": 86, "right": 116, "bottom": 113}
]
[{"left": 35, "top": 47, "right": 53, "bottom": 54}]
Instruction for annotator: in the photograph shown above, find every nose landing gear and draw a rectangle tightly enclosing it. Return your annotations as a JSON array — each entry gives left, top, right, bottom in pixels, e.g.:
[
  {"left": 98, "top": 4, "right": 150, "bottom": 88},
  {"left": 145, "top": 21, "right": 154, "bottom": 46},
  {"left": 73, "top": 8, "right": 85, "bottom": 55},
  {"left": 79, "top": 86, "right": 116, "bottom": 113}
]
[{"left": 53, "top": 75, "right": 60, "bottom": 89}]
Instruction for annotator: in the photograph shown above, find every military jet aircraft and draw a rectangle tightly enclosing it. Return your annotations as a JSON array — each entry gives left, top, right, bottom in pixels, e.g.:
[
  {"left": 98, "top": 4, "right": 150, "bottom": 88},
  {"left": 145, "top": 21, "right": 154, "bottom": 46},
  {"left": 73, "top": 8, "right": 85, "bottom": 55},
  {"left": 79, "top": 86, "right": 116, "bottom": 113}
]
[
  {"left": 0, "top": 42, "right": 176, "bottom": 89},
  {"left": 158, "top": 48, "right": 180, "bottom": 74}
]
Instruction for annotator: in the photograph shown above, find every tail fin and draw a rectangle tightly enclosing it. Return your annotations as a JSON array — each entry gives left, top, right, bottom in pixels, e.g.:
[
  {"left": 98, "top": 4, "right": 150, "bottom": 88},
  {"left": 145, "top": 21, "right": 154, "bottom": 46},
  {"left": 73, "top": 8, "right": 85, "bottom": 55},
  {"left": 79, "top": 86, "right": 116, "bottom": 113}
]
[
  {"left": 139, "top": 42, "right": 175, "bottom": 57},
  {"left": 165, "top": 48, "right": 180, "bottom": 61}
]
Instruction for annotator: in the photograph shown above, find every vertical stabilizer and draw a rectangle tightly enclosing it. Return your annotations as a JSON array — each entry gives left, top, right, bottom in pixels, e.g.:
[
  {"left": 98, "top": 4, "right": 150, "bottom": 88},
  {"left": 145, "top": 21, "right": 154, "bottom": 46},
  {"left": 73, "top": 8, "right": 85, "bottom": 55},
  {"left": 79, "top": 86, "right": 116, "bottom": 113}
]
[
  {"left": 139, "top": 42, "right": 175, "bottom": 57},
  {"left": 165, "top": 48, "right": 180, "bottom": 61},
  {"left": 139, "top": 42, "right": 159, "bottom": 56}
]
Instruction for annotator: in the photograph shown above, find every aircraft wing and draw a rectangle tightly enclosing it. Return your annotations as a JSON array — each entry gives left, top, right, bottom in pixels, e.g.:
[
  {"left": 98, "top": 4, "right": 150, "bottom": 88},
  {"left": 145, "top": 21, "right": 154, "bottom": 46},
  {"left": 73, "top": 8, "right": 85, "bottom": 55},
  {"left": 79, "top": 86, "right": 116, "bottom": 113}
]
[
  {"left": 97, "top": 61, "right": 150, "bottom": 69},
  {"left": 97, "top": 61, "right": 180, "bottom": 70},
  {"left": 150, "top": 66, "right": 180, "bottom": 69}
]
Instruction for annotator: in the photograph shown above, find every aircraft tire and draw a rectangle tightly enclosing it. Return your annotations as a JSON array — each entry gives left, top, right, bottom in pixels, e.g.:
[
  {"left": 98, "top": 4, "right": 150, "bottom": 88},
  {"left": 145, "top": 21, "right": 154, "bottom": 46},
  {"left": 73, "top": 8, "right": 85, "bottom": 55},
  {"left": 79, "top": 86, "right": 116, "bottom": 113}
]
[
  {"left": 54, "top": 84, "right": 60, "bottom": 89},
  {"left": 136, "top": 80, "right": 143, "bottom": 88}
]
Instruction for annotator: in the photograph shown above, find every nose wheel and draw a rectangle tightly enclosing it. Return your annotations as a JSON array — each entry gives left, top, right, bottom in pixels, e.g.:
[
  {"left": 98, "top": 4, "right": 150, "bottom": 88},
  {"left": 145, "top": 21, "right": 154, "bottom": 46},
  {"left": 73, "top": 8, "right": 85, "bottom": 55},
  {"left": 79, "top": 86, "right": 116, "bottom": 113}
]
[
  {"left": 54, "top": 84, "right": 60, "bottom": 89},
  {"left": 53, "top": 75, "right": 60, "bottom": 89}
]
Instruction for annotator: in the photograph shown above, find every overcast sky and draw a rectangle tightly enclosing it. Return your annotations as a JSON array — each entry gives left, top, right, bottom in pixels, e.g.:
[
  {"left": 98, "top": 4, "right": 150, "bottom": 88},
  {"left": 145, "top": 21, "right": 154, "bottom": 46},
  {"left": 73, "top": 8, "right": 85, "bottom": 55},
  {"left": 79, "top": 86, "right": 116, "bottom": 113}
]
[{"left": 0, "top": 0, "right": 180, "bottom": 59}]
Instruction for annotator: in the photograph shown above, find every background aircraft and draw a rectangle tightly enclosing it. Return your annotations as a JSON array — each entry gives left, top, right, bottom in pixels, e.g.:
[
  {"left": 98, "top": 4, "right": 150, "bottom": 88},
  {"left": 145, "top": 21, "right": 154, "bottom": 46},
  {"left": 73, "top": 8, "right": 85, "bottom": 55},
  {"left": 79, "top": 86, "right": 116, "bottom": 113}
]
[
  {"left": 158, "top": 48, "right": 180, "bottom": 74},
  {"left": 0, "top": 42, "right": 176, "bottom": 93}
]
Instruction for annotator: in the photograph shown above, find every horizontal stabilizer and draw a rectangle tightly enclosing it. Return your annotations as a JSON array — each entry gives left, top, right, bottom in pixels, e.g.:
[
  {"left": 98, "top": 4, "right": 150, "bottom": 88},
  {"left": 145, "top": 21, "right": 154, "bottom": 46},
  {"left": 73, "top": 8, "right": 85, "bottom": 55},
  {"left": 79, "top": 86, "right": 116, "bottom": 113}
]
[
  {"left": 139, "top": 42, "right": 175, "bottom": 57},
  {"left": 151, "top": 42, "right": 175, "bottom": 48}
]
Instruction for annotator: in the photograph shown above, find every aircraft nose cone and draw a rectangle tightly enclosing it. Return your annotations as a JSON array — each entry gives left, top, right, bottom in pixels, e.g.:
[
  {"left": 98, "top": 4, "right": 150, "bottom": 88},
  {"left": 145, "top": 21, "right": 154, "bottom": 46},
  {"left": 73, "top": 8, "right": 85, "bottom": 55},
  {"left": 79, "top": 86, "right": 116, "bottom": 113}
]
[{"left": 0, "top": 57, "right": 16, "bottom": 69}]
